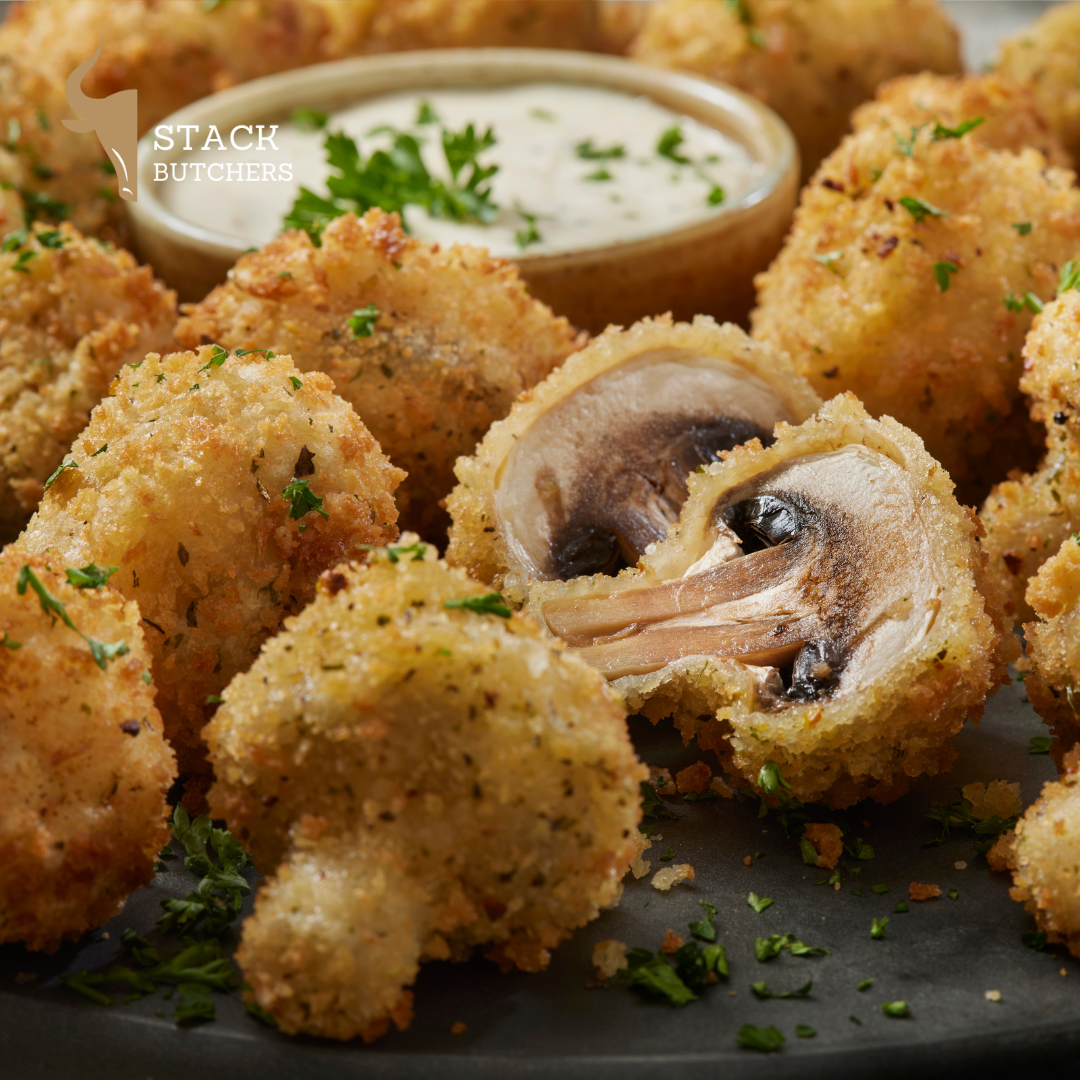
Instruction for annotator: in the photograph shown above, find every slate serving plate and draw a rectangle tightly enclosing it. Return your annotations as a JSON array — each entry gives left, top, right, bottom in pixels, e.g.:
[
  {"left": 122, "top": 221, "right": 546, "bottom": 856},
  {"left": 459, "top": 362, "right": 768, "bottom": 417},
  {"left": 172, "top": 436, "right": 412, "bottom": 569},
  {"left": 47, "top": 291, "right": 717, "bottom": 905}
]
[{"left": 3, "top": 672, "right": 1079, "bottom": 1080}]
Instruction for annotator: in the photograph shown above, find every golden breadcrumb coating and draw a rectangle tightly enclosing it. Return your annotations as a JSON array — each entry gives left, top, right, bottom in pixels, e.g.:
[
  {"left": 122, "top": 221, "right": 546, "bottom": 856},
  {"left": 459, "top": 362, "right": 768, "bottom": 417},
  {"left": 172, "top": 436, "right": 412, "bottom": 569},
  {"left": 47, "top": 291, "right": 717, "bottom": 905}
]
[
  {"left": 206, "top": 547, "right": 644, "bottom": 1041},
  {"left": 851, "top": 72, "right": 1071, "bottom": 167},
  {"left": 176, "top": 210, "right": 582, "bottom": 542},
  {"left": 630, "top": 0, "right": 961, "bottom": 180},
  {"left": 996, "top": 0, "right": 1080, "bottom": 166},
  {"left": 1023, "top": 538, "right": 1080, "bottom": 767},
  {"left": 0, "top": 222, "right": 176, "bottom": 540},
  {"left": 359, "top": 0, "right": 603, "bottom": 51},
  {"left": 446, "top": 315, "right": 821, "bottom": 601},
  {"left": 981, "top": 291, "right": 1080, "bottom": 623},
  {"left": 19, "top": 345, "right": 402, "bottom": 797},
  {"left": 0, "top": 548, "right": 175, "bottom": 953},
  {"left": 751, "top": 103, "right": 1080, "bottom": 506},
  {"left": 1009, "top": 746, "right": 1080, "bottom": 960},
  {"left": 526, "top": 394, "right": 1017, "bottom": 808}
]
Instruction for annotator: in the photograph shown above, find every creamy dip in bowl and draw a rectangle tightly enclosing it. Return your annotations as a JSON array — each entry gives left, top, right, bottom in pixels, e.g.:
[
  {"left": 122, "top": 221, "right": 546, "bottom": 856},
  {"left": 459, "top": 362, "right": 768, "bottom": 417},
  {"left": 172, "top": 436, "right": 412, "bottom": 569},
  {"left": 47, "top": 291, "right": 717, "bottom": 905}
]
[{"left": 129, "top": 49, "right": 797, "bottom": 330}]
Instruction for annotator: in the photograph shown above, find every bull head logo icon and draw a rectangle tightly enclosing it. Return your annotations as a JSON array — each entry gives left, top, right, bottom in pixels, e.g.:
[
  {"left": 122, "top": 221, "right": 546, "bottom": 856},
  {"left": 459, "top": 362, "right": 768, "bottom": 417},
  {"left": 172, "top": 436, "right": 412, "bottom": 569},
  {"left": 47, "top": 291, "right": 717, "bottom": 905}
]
[{"left": 63, "top": 41, "right": 138, "bottom": 202}]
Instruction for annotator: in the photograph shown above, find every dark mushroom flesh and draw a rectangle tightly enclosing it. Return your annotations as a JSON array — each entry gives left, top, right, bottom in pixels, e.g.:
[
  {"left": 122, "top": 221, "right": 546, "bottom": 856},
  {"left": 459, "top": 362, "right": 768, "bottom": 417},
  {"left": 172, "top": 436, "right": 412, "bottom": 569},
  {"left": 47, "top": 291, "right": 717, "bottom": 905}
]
[
  {"left": 494, "top": 349, "right": 793, "bottom": 582},
  {"left": 540, "top": 446, "right": 940, "bottom": 704}
]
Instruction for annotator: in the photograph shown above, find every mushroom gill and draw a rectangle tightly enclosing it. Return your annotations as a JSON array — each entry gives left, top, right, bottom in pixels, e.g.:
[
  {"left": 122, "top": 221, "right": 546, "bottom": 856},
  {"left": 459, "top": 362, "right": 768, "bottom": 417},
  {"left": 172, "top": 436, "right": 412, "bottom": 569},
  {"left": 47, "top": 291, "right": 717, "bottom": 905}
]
[
  {"left": 526, "top": 394, "right": 1018, "bottom": 808},
  {"left": 446, "top": 316, "right": 822, "bottom": 601}
]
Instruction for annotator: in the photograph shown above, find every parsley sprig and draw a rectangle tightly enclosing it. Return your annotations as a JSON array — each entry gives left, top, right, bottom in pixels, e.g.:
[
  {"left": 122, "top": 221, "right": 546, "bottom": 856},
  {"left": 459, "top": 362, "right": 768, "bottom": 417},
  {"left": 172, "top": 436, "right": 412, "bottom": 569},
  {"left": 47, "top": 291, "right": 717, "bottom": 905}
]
[
  {"left": 283, "top": 116, "right": 499, "bottom": 243},
  {"left": 443, "top": 592, "right": 511, "bottom": 618},
  {"left": 17, "top": 564, "right": 128, "bottom": 669},
  {"left": 65, "top": 563, "right": 117, "bottom": 589},
  {"left": 282, "top": 477, "right": 329, "bottom": 521}
]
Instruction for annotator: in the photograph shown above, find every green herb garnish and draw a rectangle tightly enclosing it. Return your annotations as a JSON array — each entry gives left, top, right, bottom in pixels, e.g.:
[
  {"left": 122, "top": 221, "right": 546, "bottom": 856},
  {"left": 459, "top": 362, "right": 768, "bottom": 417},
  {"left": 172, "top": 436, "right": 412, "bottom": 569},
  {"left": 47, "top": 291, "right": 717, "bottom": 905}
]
[
  {"left": 736, "top": 1024, "right": 784, "bottom": 1052},
  {"left": 1012, "top": 221, "right": 1033, "bottom": 236},
  {"left": 197, "top": 344, "right": 229, "bottom": 374},
  {"left": 583, "top": 167, "right": 612, "bottom": 182},
  {"left": 1004, "top": 291, "right": 1044, "bottom": 314},
  {"left": 1029, "top": 735, "right": 1053, "bottom": 755},
  {"left": 870, "top": 917, "right": 889, "bottom": 939},
  {"left": 933, "top": 260, "right": 958, "bottom": 292},
  {"left": 36, "top": 229, "right": 66, "bottom": 249},
  {"left": 857, "top": 979, "right": 873, "bottom": 991},
  {"left": 443, "top": 592, "right": 511, "bottom": 618},
  {"left": 281, "top": 477, "right": 328, "bottom": 521},
  {"left": 12, "top": 249, "right": 35, "bottom": 273},
  {"left": 289, "top": 376, "right": 303, "bottom": 390},
  {"left": 17, "top": 564, "right": 128, "bottom": 669},
  {"left": 755, "top": 934, "right": 827, "bottom": 961},
  {"left": 882, "top": 1000, "right": 910, "bottom": 1017},
  {"left": 347, "top": 303, "right": 379, "bottom": 338},
  {"left": 899, "top": 195, "right": 948, "bottom": 223},
  {"left": 931, "top": 117, "right": 985, "bottom": 141},
  {"left": 292, "top": 107, "right": 328, "bottom": 132},
  {"left": 1059, "top": 259, "right": 1080, "bottom": 293},
  {"left": 751, "top": 978, "right": 812, "bottom": 1000},
  {"left": 894, "top": 900, "right": 910, "bottom": 913},
  {"left": 748, "top": 892, "right": 774, "bottom": 914},
  {"left": 795, "top": 1024, "right": 816, "bottom": 1038},
  {"left": 688, "top": 899, "right": 718, "bottom": 942},
  {"left": 65, "top": 563, "right": 118, "bottom": 589},
  {"left": 893, "top": 125, "right": 923, "bottom": 157},
  {"left": 575, "top": 139, "right": 625, "bottom": 161},
  {"left": 657, "top": 125, "right": 691, "bottom": 165},
  {"left": 43, "top": 458, "right": 78, "bottom": 491}
]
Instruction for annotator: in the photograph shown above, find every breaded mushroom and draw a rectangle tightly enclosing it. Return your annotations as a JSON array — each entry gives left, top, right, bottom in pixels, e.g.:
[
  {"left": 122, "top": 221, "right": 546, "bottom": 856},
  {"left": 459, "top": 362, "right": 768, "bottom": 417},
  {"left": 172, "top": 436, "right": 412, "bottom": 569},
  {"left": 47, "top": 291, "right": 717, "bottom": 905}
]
[
  {"left": 0, "top": 222, "right": 176, "bottom": 540},
  {"left": 205, "top": 547, "right": 644, "bottom": 1041},
  {"left": 19, "top": 345, "right": 403, "bottom": 798},
  {"left": 1021, "top": 538, "right": 1080, "bottom": 768},
  {"left": 981, "top": 289, "right": 1080, "bottom": 623},
  {"left": 630, "top": 0, "right": 961, "bottom": 181},
  {"left": 176, "top": 210, "right": 582, "bottom": 541},
  {"left": 996, "top": 0, "right": 1080, "bottom": 165},
  {"left": 0, "top": 548, "right": 175, "bottom": 953},
  {"left": 751, "top": 96, "right": 1080, "bottom": 505},
  {"left": 850, "top": 71, "right": 1071, "bottom": 167},
  {"left": 446, "top": 315, "right": 821, "bottom": 601},
  {"left": 1008, "top": 746, "right": 1080, "bottom": 960},
  {"left": 525, "top": 394, "right": 1016, "bottom": 808}
]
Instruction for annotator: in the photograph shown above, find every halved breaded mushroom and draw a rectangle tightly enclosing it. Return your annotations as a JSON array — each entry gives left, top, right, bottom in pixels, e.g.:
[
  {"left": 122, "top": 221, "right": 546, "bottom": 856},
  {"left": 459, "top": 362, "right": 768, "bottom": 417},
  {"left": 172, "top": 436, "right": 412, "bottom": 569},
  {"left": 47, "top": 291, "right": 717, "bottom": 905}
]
[
  {"left": 445, "top": 316, "right": 821, "bottom": 601},
  {"left": 525, "top": 394, "right": 1017, "bottom": 807}
]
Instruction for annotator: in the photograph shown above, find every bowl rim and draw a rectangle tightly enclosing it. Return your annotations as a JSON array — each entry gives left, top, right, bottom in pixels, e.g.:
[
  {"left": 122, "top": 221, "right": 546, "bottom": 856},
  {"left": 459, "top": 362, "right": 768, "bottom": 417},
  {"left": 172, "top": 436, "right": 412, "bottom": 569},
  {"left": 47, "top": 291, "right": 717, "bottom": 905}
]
[{"left": 128, "top": 47, "right": 798, "bottom": 270}]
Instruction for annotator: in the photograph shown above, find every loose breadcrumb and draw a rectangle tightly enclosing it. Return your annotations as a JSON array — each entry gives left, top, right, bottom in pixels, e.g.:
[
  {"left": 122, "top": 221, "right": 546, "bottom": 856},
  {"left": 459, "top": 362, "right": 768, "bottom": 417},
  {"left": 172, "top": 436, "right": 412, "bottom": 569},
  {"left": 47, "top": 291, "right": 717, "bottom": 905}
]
[
  {"left": 962, "top": 780, "right": 1023, "bottom": 820},
  {"left": 909, "top": 883, "right": 943, "bottom": 901},
  {"left": 803, "top": 823, "right": 844, "bottom": 870},
  {"left": 985, "top": 990, "right": 1002, "bottom": 1002},
  {"left": 592, "top": 940, "right": 629, "bottom": 980},
  {"left": 675, "top": 761, "right": 712, "bottom": 794},
  {"left": 710, "top": 776, "right": 734, "bottom": 799},
  {"left": 661, "top": 929, "right": 684, "bottom": 955},
  {"left": 651, "top": 864, "right": 695, "bottom": 891},
  {"left": 450, "top": 1021, "right": 467, "bottom": 1035}
]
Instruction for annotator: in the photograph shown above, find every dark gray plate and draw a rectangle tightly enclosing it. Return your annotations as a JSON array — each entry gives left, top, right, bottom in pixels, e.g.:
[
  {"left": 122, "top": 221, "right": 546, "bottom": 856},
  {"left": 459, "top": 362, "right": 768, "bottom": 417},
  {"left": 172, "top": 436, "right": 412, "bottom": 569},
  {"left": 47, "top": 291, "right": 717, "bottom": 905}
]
[{"left": 3, "top": 672, "right": 1079, "bottom": 1079}]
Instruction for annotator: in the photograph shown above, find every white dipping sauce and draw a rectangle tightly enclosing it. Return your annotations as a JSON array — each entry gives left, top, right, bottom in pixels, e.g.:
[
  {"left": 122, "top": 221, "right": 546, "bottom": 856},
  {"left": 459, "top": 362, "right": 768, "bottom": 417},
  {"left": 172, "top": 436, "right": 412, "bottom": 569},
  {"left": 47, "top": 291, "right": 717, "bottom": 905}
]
[{"left": 161, "top": 84, "right": 761, "bottom": 257}]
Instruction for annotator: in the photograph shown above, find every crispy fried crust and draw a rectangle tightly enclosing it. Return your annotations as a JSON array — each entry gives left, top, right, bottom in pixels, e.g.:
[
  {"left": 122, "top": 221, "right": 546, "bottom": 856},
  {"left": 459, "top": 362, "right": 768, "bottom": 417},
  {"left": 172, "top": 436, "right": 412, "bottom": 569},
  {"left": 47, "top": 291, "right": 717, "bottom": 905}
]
[
  {"left": 445, "top": 315, "right": 822, "bottom": 601},
  {"left": 981, "top": 291, "right": 1080, "bottom": 624},
  {"left": 751, "top": 93, "right": 1080, "bottom": 505},
  {"left": 630, "top": 0, "right": 961, "bottom": 180},
  {"left": 526, "top": 394, "right": 1017, "bottom": 808},
  {"left": 18, "top": 346, "right": 402, "bottom": 795},
  {"left": 0, "top": 548, "right": 175, "bottom": 952},
  {"left": 176, "top": 210, "right": 582, "bottom": 541},
  {"left": 851, "top": 72, "right": 1071, "bottom": 167},
  {"left": 206, "top": 548, "right": 644, "bottom": 1040},
  {"left": 1024, "top": 540, "right": 1080, "bottom": 767},
  {"left": 996, "top": 1, "right": 1080, "bottom": 165},
  {"left": 0, "top": 222, "right": 176, "bottom": 540},
  {"left": 1009, "top": 747, "right": 1080, "bottom": 959}
]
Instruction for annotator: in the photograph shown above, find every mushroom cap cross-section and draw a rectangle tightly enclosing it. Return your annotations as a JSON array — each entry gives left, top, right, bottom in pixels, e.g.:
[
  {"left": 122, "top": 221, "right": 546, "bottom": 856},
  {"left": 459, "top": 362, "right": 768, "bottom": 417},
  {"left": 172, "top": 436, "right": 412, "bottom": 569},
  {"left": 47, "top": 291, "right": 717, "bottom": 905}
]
[
  {"left": 527, "top": 393, "right": 1018, "bottom": 808},
  {"left": 446, "top": 315, "right": 821, "bottom": 601}
]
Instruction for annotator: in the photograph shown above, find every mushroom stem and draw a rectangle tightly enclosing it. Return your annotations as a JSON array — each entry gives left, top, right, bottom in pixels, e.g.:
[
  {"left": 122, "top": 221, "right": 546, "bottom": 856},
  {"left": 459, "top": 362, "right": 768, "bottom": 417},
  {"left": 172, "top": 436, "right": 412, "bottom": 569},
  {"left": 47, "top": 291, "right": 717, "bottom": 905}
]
[{"left": 541, "top": 540, "right": 809, "bottom": 643}]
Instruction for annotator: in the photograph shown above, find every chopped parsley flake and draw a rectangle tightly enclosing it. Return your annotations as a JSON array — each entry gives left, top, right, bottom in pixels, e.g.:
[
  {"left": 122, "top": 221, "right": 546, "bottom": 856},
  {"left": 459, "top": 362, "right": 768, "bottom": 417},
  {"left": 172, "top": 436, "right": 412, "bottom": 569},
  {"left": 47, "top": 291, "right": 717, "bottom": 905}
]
[
  {"left": 755, "top": 934, "right": 828, "bottom": 961},
  {"left": 812, "top": 250, "right": 844, "bottom": 274},
  {"left": 870, "top": 917, "right": 889, "bottom": 939},
  {"left": 583, "top": 167, "right": 612, "bottom": 182},
  {"left": 43, "top": 458, "right": 78, "bottom": 491},
  {"left": 845, "top": 836, "right": 876, "bottom": 861},
  {"left": 347, "top": 303, "right": 379, "bottom": 338},
  {"left": 1029, "top": 735, "right": 1053, "bottom": 755},
  {"left": 91, "top": 443, "right": 108, "bottom": 456},
  {"left": 947, "top": 889, "right": 959, "bottom": 901},
  {"left": 757, "top": 760, "right": 792, "bottom": 797},
  {"left": 65, "top": 563, "right": 117, "bottom": 589},
  {"left": 640, "top": 780, "right": 678, "bottom": 832},
  {"left": 1022, "top": 930, "right": 1047, "bottom": 951},
  {"left": 205, "top": 694, "right": 224, "bottom": 704},
  {"left": 894, "top": 900, "right": 910, "bottom": 913},
  {"left": 657, "top": 125, "right": 691, "bottom": 165},
  {"left": 1004, "top": 290, "right": 1043, "bottom": 314},
  {"left": 893, "top": 125, "right": 924, "bottom": 157},
  {"left": 737, "top": 1024, "right": 784, "bottom": 1052},
  {"left": 658, "top": 845, "right": 676, "bottom": 862},
  {"left": 0, "top": 632, "right": 21, "bottom": 650},
  {"left": 796, "top": 1024, "right": 817, "bottom": 1038},
  {"left": 857, "top": 979, "right": 873, "bottom": 992},
  {"left": 12, "top": 249, "right": 35, "bottom": 273},
  {"left": 513, "top": 202, "right": 545, "bottom": 250},
  {"left": 748, "top": 892, "right": 774, "bottom": 914},
  {"left": 575, "top": 139, "right": 625, "bottom": 160},
  {"left": 926, "top": 793, "right": 1018, "bottom": 855},
  {"left": 234, "top": 348, "right": 277, "bottom": 359},
  {"left": 530, "top": 108, "right": 556, "bottom": 122},
  {"left": 36, "top": 229, "right": 66, "bottom": 249},
  {"left": 933, "top": 260, "right": 958, "bottom": 292},
  {"left": 688, "top": 899, "right": 718, "bottom": 942},
  {"left": 931, "top": 117, "right": 985, "bottom": 141},
  {"left": 359, "top": 540, "right": 429, "bottom": 564},
  {"left": 197, "top": 344, "right": 229, "bottom": 374},
  {"left": 415, "top": 100, "right": 440, "bottom": 126},
  {"left": 882, "top": 1000, "right": 910, "bottom": 1018},
  {"left": 870, "top": 884, "right": 890, "bottom": 895},
  {"left": 1012, "top": 221, "right": 1033, "bottom": 236},
  {"left": 282, "top": 477, "right": 328, "bottom": 521},
  {"left": 1060, "top": 260, "right": 1080, "bottom": 294},
  {"left": 292, "top": 107, "right": 328, "bottom": 132},
  {"left": 899, "top": 195, "right": 948, "bottom": 223},
  {"left": 289, "top": 376, "right": 303, "bottom": 390},
  {"left": 443, "top": 592, "right": 511, "bottom": 618},
  {"left": 751, "top": 978, "right": 812, "bottom": 1000},
  {"left": 17, "top": 564, "right": 128, "bottom": 669}
]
